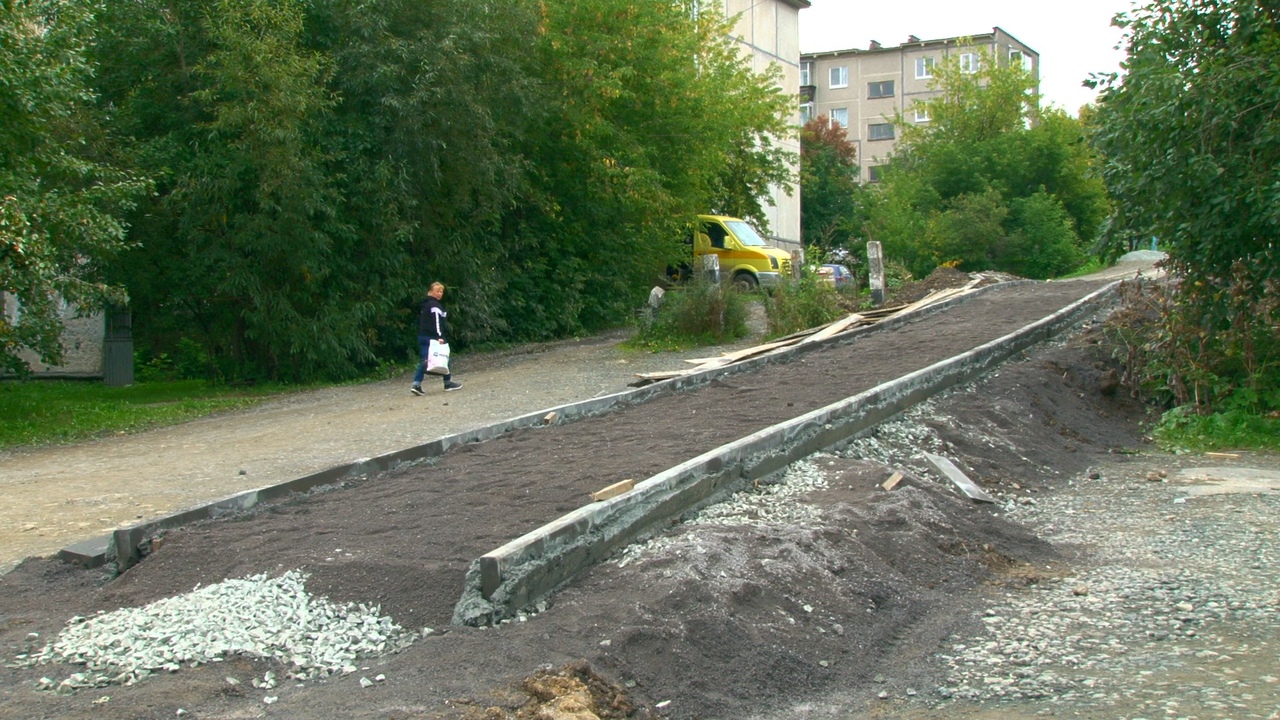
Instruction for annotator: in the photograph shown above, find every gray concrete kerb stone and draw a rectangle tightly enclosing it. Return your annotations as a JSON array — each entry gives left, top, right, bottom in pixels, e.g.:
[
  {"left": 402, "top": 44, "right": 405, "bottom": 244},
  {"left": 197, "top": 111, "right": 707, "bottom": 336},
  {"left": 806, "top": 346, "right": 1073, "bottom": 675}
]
[{"left": 451, "top": 281, "right": 1119, "bottom": 626}]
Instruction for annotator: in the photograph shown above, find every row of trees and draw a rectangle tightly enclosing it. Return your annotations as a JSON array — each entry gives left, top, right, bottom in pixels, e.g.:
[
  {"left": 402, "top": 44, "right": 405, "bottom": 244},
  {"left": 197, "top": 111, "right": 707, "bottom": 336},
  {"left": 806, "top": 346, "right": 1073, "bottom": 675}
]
[
  {"left": 2, "top": 0, "right": 795, "bottom": 380},
  {"left": 1092, "top": 0, "right": 1279, "bottom": 413},
  {"left": 801, "top": 48, "right": 1109, "bottom": 281},
  {"left": 0, "top": 0, "right": 150, "bottom": 377},
  {"left": 799, "top": 0, "right": 1276, "bottom": 414}
]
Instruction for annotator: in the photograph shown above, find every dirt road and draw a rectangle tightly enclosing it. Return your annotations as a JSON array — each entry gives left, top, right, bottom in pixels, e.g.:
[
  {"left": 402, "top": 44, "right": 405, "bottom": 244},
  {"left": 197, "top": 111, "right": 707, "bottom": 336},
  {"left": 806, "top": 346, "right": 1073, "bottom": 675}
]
[{"left": 0, "top": 275, "right": 1144, "bottom": 718}]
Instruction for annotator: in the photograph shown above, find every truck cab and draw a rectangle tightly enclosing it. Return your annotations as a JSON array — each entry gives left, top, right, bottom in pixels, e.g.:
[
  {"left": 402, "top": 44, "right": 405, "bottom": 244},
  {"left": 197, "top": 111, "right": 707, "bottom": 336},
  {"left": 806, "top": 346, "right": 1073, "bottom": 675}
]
[{"left": 687, "top": 215, "right": 793, "bottom": 289}]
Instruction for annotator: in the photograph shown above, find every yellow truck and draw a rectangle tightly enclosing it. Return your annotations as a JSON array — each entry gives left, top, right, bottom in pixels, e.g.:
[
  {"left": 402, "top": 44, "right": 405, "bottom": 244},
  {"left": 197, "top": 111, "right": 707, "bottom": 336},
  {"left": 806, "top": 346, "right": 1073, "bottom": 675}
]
[{"left": 682, "top": 215, "right": 794, "bottom": 289}]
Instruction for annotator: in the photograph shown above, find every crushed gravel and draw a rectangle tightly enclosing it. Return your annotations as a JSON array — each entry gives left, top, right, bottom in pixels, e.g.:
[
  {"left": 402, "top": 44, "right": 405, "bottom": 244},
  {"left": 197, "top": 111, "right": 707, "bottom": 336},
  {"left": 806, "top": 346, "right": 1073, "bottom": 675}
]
[
  {"left": 614, "top": 458, "right": 832, "bottom": 568},
  {"left": 825, "top": 394, "right": 1280, "bottom": 717},
  {"left": 12, "top": 570, "right": 417, "bottom": 693},
  {"left": 950, "top": 471, "right": 1280, "bottom": 716}
]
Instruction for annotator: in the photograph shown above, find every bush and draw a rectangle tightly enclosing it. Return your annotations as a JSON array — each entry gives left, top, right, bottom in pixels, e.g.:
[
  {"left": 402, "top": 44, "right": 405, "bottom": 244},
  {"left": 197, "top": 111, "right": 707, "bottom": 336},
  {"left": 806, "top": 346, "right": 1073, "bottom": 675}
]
[
  {"left": 1001, "top": 191, "right": 1084, "bottom": 279},
  {"left": 1103, "top": 271, "right": 1280, "bottom": 453},
  {"left": 629, "top": 278, "right": 751, "bottom": 350},
  {"left": 764, "top": 276, "right": 844, "bottom": 337},
  {"left": 135, "top": 338, "right": 216, "bottom": 383},
  {"left": 1105, "top": 272, "right": 1280, "bottom": 415}
]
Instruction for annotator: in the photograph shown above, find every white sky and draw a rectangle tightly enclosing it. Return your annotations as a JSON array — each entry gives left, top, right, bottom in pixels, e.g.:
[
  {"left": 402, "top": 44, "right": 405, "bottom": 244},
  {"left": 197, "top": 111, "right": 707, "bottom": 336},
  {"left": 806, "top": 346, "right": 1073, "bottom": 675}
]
[{"left": 799, "top": 0, "right": 1138, "bottom": 115}]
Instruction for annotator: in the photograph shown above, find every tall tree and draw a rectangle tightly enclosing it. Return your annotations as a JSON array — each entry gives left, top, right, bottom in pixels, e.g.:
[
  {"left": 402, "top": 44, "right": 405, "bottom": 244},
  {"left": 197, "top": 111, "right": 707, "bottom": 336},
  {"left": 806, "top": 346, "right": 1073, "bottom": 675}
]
[
  {"left": 0, "top": 0, "right": 148, "bottom": 375},
  {"left": 862, "top": 48, "right": 1107, "bottom": 279},
  {"left": 1092, "top": 0, "right": 1280, "bottom": 411},
  {"left": 500, "top": 0, "right": 797, "bottom": 337},
  {"left": 89, "top": 0, "right": 797, "bottom": 379},
  {"left": 799, "top": 115, "right": 859, "bottom": 250}
]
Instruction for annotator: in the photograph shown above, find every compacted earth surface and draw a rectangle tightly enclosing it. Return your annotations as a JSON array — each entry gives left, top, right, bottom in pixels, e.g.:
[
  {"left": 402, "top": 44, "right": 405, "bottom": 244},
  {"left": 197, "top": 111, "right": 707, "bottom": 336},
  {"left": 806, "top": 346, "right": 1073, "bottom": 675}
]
[{"left": 3, "top": 267, "right": 1278, "bottom": 719}]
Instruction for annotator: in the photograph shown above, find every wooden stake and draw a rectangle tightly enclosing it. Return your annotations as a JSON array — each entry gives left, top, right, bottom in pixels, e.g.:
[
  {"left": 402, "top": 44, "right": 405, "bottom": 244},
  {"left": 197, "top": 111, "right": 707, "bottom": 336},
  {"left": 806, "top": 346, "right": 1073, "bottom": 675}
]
[{"left": 590, "top": 479, "right": 635, "bottom": 502}]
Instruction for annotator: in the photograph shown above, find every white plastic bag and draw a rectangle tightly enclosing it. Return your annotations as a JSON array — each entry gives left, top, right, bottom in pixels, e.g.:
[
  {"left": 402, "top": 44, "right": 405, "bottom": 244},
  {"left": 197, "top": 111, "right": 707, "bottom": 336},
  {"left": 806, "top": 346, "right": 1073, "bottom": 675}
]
[{"left": 425, "top": 340, "right": 450, "bottom": 375}]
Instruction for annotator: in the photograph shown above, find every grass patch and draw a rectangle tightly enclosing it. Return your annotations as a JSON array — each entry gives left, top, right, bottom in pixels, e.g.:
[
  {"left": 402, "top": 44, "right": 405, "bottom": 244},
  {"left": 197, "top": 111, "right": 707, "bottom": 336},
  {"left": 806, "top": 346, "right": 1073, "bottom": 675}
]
[
  {"left": 1056, "top": 256, "right": 1107, "bottom": 279},
  {"left": 764, "top": 276, "right": 845, "bottom": 338},
  {"left": 1152, "top": 407, "right": 1280, "bottom": 453},
  {"left": 0, "top": 379, "right": 295, "bottom": 449},
  {"left": 625, "top": 279, "right": 752, "bottom": 352}
]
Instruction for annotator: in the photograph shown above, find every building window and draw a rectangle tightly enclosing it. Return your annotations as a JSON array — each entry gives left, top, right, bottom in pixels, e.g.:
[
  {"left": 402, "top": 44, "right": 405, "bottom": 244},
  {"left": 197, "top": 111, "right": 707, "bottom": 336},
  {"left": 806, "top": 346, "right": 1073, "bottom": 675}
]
[
  {"left": 801, "top": 61, "right": 812, "bottom": 87},
  {"left": 960, "top": 53, "right": 979, "bottom": 73},
  {"left": 829, "top": 66, "right": 848, "bottom": 89},
  {"left": 868, "top": 80, "right": 894, "bottom": 99},
  {"left": 868, "top": 165, "right": 884, "bottom": 183},
  {"left": 914, "top": 107, "right": 930, "bottom": 123},
  {"left": 800, "top": 103, "right": 815, "bottom": 124},
  {"left": 869, "top": 122, "right": 894, "bottom": 140},
  {"left": 915, "top": 56, "right": 934, "bottom": 79},
  {"left": 1009, "top": 49, "right": 1032, "bottom": 71},
  {"left": 830, "top": 108, "right": 849, "bottom": 128}
]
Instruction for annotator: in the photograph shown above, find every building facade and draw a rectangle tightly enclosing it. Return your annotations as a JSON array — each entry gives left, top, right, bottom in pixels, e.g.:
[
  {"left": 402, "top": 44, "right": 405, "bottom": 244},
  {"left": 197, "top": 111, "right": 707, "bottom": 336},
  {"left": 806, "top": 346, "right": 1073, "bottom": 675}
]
[
  {"left": 716, "top": 0, "right": 810, "bottom": 250},
  {"left": 1, "top": 293, "right": 108, "bottom": 379},
  {"left": 800, "top": 27, "right": 1038, "bottom": 183}
]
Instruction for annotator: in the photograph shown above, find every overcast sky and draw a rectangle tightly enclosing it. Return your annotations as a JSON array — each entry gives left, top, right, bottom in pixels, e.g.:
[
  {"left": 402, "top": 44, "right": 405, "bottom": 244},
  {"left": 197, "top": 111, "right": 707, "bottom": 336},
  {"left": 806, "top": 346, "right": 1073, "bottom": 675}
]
[{"left": 798, "top": 0, "right": 1140, "bottom": 115}]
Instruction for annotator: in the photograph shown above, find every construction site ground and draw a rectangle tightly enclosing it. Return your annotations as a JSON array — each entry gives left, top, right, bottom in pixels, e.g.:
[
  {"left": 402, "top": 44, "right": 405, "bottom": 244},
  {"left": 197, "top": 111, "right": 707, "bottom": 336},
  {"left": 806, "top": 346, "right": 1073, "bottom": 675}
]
[{"left": 3, "top": 262, "right": 1278, "bottom": 719}]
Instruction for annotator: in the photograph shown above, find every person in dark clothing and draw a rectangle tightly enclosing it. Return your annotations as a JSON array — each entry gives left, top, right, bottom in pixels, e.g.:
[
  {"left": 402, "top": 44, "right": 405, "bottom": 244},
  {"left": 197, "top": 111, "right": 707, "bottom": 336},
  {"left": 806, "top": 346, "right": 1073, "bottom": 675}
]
[{"left": 411, "top": 282, "right": 462, "bottom": 395}]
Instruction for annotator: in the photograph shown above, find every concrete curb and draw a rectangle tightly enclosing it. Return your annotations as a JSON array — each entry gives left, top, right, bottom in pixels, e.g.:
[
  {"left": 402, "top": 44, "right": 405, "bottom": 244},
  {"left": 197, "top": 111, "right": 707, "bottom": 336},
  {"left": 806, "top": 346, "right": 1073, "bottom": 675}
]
[
  {"left": 55, "top": 279, "right": 1044, "bottom": 572},
  {"left": 450, "top": 281, "right": 1119, "bottom": 626}
]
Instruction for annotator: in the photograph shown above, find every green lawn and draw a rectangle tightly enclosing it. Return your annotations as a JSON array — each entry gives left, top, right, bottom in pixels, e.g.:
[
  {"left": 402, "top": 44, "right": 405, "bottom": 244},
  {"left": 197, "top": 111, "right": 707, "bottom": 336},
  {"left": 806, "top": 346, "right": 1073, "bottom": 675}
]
[{"left": 0, "top": 379, "right": 295, "bottom": 449}]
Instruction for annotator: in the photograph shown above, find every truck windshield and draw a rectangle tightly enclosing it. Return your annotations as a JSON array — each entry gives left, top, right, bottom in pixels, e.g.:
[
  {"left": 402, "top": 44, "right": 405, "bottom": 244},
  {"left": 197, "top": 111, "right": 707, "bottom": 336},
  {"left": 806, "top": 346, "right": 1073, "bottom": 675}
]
[{"left": 725, "top": 220, "right": 768, "bottom": 247}]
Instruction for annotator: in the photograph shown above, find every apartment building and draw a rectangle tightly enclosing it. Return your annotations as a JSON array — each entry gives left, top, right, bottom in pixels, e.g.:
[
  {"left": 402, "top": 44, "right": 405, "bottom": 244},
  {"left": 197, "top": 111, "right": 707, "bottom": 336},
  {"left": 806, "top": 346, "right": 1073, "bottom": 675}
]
[
  {"left": 800, "top": 27, "right": 1038, "bottom": 183},
  {"left": 715, "top": 0, "right": 811, "bottom": 249}
]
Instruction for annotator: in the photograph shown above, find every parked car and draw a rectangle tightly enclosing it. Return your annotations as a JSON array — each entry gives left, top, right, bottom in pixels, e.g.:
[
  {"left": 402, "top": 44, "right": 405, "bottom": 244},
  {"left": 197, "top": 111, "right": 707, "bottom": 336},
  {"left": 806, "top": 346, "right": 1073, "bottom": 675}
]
[{"left": 816, "top": 263, "right": 854, "bottom": 289}]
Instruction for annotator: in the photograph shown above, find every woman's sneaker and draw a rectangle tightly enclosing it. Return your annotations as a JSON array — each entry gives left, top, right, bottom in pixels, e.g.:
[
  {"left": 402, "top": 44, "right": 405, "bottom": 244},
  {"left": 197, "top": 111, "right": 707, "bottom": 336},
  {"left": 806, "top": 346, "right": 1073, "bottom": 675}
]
[
  {"left": 443, "top": 381, "right": 463, "bottom": 392},
  {"left": 409, "top": 384, "right": 424, "bottom": 396}
]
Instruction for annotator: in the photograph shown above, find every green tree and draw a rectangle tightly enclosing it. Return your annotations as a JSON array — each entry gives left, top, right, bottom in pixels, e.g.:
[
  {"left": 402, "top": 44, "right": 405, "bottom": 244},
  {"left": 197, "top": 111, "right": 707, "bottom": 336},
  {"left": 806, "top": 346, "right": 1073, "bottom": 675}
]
[
  {"left": 800, "top": 115, "right": 859, "bottom": 249},
  {"left": 1093, "top": 0, "right": 1280, "bottom": 412},
  {"left": 0, "top": 0, "right": 148, "bottom": 376},
  {"left": 89, "top": 0, "right": 797, "bottom": 379},
  {"left": 862, "top": 47, "right": 1107, "bottom": 279},
  {"left": 500, "top": 0, "right": 797, "bottom": 337},
  {"left": 96, "top": 0, "right": 531, "bottom": 379}
]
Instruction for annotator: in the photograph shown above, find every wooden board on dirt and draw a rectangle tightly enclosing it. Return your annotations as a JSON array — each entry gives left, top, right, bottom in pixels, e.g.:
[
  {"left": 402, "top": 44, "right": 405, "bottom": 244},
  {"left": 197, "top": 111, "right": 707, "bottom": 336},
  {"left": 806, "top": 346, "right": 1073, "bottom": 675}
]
[{"left": 923, "top": 453, "right": 996, "bottom": 503}]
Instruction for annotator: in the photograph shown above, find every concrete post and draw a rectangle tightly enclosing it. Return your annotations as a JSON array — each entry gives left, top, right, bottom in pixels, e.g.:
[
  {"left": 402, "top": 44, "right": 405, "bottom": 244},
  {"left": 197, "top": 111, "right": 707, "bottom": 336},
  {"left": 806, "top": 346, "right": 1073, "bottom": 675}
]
[
  {"left": 701, "top": 253, "right": 720, "bottom": 284},
  {"left": 867, "top": 241, "right": 885, "bottom": 306}
]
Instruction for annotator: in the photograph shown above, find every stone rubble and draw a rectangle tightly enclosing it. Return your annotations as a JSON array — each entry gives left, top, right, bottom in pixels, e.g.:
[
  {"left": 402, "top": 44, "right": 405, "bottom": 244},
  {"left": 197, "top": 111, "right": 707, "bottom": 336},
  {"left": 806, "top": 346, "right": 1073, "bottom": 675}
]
[
  {"left": 11, "top": 569, "right": 416, "bottom": 692},
  {"left": 613, "top": 459, "right": 830, "bottom": 567},
  {"left": 614, "top": 382, "right": 1280, "bottom": 716},
  {"left": 834, "top": 402, "right": 1280, "bottom": 716}
]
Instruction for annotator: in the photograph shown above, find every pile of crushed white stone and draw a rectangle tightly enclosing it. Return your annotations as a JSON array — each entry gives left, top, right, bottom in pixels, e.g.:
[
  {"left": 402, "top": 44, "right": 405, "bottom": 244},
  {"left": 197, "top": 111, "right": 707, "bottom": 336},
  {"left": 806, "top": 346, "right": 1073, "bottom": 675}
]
[{"left": 13, "top": 569, "right": 417, "bottom": 694}]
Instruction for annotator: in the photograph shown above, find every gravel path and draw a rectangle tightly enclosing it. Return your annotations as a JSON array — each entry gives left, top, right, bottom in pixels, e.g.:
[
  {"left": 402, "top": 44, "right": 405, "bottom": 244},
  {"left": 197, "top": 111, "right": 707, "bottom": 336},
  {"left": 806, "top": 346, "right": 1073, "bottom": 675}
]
[
  {"left": 826, "top": 385, "right": 1280, "bottom": 720},
  {"left": 942, "top": 462, "right": 1280, "bottom": 718},
  {"left": 12, "top": 259, "right": 1270, "bottom": 720}
]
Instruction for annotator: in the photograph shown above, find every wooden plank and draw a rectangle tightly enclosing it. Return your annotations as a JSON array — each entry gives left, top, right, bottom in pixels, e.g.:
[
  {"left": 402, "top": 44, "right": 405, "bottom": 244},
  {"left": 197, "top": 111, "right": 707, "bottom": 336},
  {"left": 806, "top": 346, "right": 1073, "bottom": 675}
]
[
  {"left": 590, "top": 479, "right": 635, "bottom": 502},
  {"left": 858, "top": 304, "right": 908, "bottom": 318},
  {"left": 896, "top": 278, "right": 981, "bottom": 316},
  {"left": 681, "top": 336, "right": 804, "bottom": 365},
  {"left": 882, "top": 471, "right": 904, "bottom": 492},
  {"left": 800, "top": 313, "right": 868, "bottom": 344},
  {"left": 923, "top": 453, "right": 996, "bottom": 503},
  {"left": 1205, "top": 451, "right": 1240, "bottom": 459}
]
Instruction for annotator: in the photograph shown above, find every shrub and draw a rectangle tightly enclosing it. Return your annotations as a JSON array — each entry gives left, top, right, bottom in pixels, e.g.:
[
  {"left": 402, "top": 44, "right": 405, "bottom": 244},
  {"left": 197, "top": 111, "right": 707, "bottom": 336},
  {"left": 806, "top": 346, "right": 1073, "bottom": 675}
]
[
  {"left": 629, "top": 278, "right": 751, "bottom": 350},
  {"left": 764, "top": 276, "right": 844, "bottom": 337}
]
